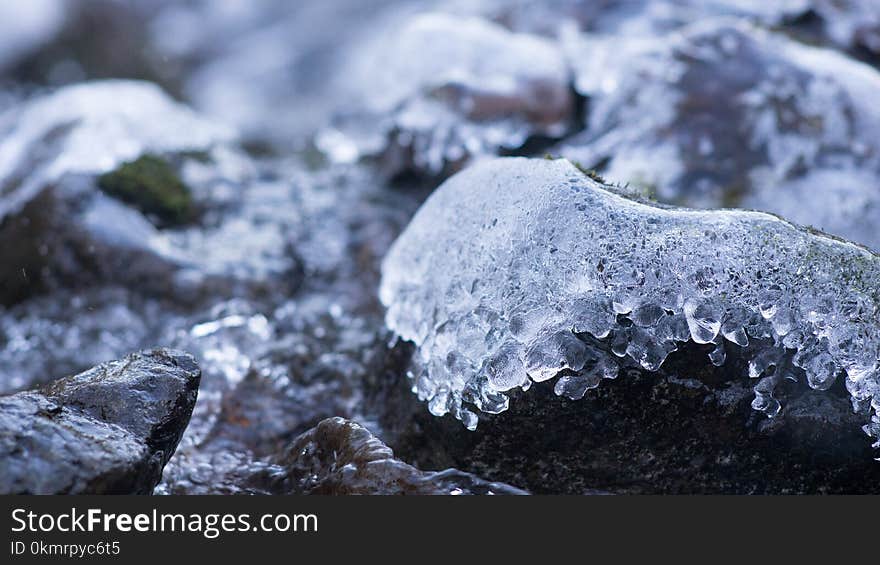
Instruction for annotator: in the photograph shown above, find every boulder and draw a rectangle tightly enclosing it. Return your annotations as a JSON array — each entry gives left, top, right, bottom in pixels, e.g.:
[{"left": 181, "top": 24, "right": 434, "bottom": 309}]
[
  {"left": 0, "top": 349, "right": 200, "bottom": 494},
  {"left": 377, "top": 157, "right": 880, "bottom": 493}
]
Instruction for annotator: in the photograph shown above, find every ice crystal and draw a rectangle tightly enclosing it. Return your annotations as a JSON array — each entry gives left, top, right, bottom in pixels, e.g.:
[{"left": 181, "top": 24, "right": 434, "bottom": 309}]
[
  {"left": 0, "top": 80, "right": 235, "bottom": 222},
  {"left": 322, "top": 12, "right": 572, "bottom": 175},
  {"left": 557, "top": 19, "right": 880, "bottom": 250},
  {"left": 380, "top": 157, "right": 880, "bottom": 441}
]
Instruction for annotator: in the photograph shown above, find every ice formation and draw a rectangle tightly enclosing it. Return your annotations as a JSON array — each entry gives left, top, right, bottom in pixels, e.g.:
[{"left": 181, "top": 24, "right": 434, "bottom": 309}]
[
  {"left": 322, "top": 12, "right": 573, "bottom": 174},
  {"left": 0, "top": 80, "right": 235, "bottom": 222},
  {"left": 380, "top": 157, "right": 880, "bottom": 441},
  {"left": 473, "top": 0, "right": 879, "bottom": 57},
  {"left": 554, "top": 19, "right": 880, "bottom": 250}
]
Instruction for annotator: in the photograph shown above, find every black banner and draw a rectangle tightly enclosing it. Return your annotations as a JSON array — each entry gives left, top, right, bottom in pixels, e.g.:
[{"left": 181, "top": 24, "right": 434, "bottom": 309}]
[{"left": 0, "top": 496, "right": 875, "bottom": 562}]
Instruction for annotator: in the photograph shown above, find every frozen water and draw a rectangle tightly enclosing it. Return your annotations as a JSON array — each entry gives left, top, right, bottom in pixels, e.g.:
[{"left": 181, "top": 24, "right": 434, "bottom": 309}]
[
  {"left": 380, "top": 157, "right": 880, "bottom": 442},
  {"left": 323, "top": 11, "right": 573, "bottom": 175},
  {"left": 0, "top": 80, "right": 235, "bottom": 222},
  {"left": 556, "top": 19, "right": 880, "bottom": 250},
  {"left": 473, "top": 0, "right": 879, "bottom": 58}
]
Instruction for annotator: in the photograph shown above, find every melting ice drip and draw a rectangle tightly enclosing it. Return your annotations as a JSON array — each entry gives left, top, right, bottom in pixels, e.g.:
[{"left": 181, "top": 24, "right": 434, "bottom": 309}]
[{"left": 379, "top": 158, "right": 880, "bottom": 443}]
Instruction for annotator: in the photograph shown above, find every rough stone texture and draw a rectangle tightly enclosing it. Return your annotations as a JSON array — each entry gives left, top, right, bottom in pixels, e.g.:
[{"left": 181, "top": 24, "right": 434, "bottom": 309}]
[
  {"left": 0, "top": 349, "right": 200, "bottom": 494},
  {"left": 4, "top": 1, "right": 880, "bottom": 496},
  {"left": 371, "top": 340, "right": 880, "bottom": 494}
]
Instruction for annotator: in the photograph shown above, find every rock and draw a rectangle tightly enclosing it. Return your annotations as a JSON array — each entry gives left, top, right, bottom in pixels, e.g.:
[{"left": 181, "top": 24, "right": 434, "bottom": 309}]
[
  {"left": 320, "top": 12, "right": 575, "bottom": 177},
  {"left": 374, "top": 340, "right": 880, "bottom": 493},
  {"left": 0, "top": 348, "right": 200, "bottom": 494},
  {"left": 0, "top": 80, "right": 233, "bottom": 214},
  {"left": 270, "top": 417, "right": 527, "bottom": 494},
  {"left": 0, "top": 80, "right": 238, "bottom": 305},
  {"left": 556, "top": 19, "right": 880, "bottom": 250},
  {"left": 0, "top": 80, "right": 305, "bottom": 307},
  {"left": 482, "top": 0, "right": 880, "bottom": 62},
  {"left": 378, "top": 157, "right": 880, "bottom": 486},
  {"left": 0, "top": 158, "right": 417, "bottom": 495}
]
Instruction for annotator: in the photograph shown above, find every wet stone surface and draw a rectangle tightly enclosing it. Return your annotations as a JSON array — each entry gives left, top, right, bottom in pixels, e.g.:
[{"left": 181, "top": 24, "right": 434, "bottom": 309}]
[{"left": 0, "top": 349, "right": 200, "bottom": 494}]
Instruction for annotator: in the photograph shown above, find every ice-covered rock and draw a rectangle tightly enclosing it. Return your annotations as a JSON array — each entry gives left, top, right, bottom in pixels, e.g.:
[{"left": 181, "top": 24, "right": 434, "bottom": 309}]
[
  {"left": 556, "top": 19, "right": 880, "bottom": 250},
  {"left": 380, "top": 157, "right": 880, "bottom": 446},
  {"left": 321, "top": 12, "right": 574, "bottom": 176},
  {"left": 375, "top": 337, "right": 880, "bottom": 493},
  {"left": 0, "top": 349, "right": 200, "bottom": 494},
  {"left": 476, "top": 0, "right": 880, "bottom": 60},
  {"left": 0, "top": 80, "right": 277, "bottom": 305}
]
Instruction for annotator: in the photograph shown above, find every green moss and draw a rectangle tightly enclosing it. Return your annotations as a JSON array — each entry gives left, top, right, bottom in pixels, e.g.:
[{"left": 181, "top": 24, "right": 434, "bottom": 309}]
[
  {"left": 97, "top": 154, "right": 194, "bottom": 227},
  {"left": 544, "top": 153, "right": 606, "bottom": 184}
]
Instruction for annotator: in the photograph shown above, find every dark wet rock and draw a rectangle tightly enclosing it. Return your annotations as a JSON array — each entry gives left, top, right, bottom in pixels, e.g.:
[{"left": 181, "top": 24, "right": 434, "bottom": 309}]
[
  {"left": 270, "top": 417, "right": 527, "bottom": 495},
  {"left": 373, "top": 340, "right": 880, "bottom": 494},
  {"left": 0, "top": 348, "right": 200, "bottom": 494},
  {"left": 159, "top": 417, "right": 528, "bottom": 495}
]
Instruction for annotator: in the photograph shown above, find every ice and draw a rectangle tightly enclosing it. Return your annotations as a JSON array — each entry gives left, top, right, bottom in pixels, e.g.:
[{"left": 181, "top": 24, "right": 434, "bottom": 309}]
[
  {"left": 473, "top": 0, "right": 879, "bottom": 59},
  {"left": 380, "top": 157, "right": 880, "bottom": 437},
  {"left": 323, "top": 11, "right": 573, "bottom": 175},
  {"left": 0, "top": 80, "right": 235, "bottom": 222},
  {"left": 556, "top": 19, "right": 880, "bottom": 250}
]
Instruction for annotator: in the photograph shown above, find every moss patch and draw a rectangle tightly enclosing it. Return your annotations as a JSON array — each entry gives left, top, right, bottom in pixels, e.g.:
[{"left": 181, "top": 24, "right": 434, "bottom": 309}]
[
  {"left": 543, "top": 153, "right": 606, "bottom": 184},
  {"left": 97, "top": 154, "right": 194, "bottom": 228}
]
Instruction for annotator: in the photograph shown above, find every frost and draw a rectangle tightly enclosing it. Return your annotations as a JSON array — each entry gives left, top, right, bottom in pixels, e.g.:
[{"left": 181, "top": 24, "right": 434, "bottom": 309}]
[
  {"left": 0, "top": 80, "right": 235, "bottom": 222},
  {"left": 556, "top": 19, "right": 880, "bottom": 250},
  {"left": 380, "top": 157, "right": 880, "bottom": 441},
  {"left": 473, "top": 0, "right": 879, "bottom": 58},
  {"left": 322, "top": 12, "right": 573, "bottom": 175}
]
